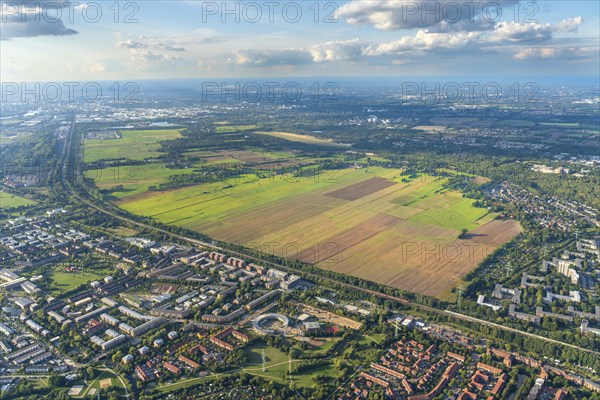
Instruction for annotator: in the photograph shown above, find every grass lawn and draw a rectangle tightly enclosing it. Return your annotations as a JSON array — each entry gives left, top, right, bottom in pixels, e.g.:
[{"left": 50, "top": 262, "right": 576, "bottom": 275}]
[
  {"left": 77, "top": 369, "right": 127, "bottom": 398},
  {"left": 49, "top": 270, "right": 103, "bottom": 294},
  {"left": 244, "top": 341, "right": 298, "bottom": 383},
  {"left": 83, "top": 129, "right": 183, "bottom": 163},
  {"left": 105, "top": 226, "right": 139, "bottom": 237},
  {"left": 154, "top": 375, "right": 215, "bottom": 393},
  {"left": 293, "top": 364, "right": 340, "bottom": 387},
  {"left": 358, "top": 333, "right": 386, "bottom": 345},
  {"left": 298, "top": 337, "right": 341, "bottom": 356},
  {"left": 244, "top": 341, "right": 340, "bottom": 388},
  {"left": 30, "top": 378, "right": 49, "bottom": 390},
  {"left": 0, "top": 191, "right": 36, "bottom": 209}
]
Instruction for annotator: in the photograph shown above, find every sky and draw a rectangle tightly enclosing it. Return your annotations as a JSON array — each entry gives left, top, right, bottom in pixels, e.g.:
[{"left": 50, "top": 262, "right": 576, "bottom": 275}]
[{"left": 1, "top": 0, "right": 599, "bottom": 82}]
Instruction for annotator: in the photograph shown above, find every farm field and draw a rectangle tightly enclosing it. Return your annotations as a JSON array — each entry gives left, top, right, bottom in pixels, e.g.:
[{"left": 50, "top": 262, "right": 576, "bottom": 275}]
[
  {"left": 83, "top": 128, "right": 183, "bottom": 163},
  {"left": 539, "top": 122, "right": 580, "bottom": 127},
  {"left": 0, "top": 191, "right": 36, "bottom": 209},
  {"left": 182, "top": 148, "right": 301, "bottom": 165},
  {"left": 0, "top": 132, "right": 20, "bottom": 144},
  {"left": 118, "top": 167, "right": 386, "bottom": 226},
  {"left": 113, "top": 167, "right": 519, "bottom": 298},
  {"left": 86, "top": 162, "right": 192, "bottom": 199},
  {"left": 412, "top": 125, "right": 448, "bottom": 133},
  {"left": 87, "top": 149, "right": 312, "bottom": 200},
  {"left": 254, "top": 131, "right": 346, "bottom": 147},
  {"left": 215, "top": 124, "right": 258, "bottom": 133}
]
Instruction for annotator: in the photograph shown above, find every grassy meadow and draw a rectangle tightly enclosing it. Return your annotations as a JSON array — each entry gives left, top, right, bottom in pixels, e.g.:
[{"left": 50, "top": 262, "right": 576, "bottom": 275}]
[
  {"left": 83, "top": 129, "right": 183, "bottom": 163},
  {"left": 0, "top": 191, "right": 37, "bottom": 209}
]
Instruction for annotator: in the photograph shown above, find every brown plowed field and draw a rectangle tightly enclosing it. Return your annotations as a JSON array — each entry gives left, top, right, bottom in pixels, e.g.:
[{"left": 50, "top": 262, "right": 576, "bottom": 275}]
[
  {"left": 297, "top": 214, "right": 401, "bottom": 264},
  {"left": 118, "top": 168, "right": 521, "bottom": 299},
  {"left": 319, "top": 219, "right": 521, "bottom": 298},
  {"left": 326, "top": 177, "right": 398, "bottom": 201}
]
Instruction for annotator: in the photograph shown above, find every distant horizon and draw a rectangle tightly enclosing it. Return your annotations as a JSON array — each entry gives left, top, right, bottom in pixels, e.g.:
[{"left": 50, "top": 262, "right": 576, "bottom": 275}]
[{"left": 2, "top": 75, "right": 599, "bottom": 85}]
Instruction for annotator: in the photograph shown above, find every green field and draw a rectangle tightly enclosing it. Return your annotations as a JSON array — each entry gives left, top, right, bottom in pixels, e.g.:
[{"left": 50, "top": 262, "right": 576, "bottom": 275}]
[
  {"left": 215, "top": 125, "right": 258, "bottom": 133},
  {"left": 0, "top": 120, "right": 24, "bottom": 144},
  {"left": 49, "top": 270, "right": 103, "bottom": 294},
  {"left": 106, "top": 166, "right": 518, "bottom": 298},
  {"left": 155, "top": 375, "right": 214, "bottom": 393},
  {"left": 86, "top": 162, "right": 192, "bottom": 199},
  {"left": 118, "top": 168, "right": 491, "bottom": 232},
  {"left": 87, "top": 148, "right": 311, "bottom": 199},
  {"left": 497, "top": 119, "right": 536, "bottom": 127},
  {"left": 155, "top": 341, "right": 341, "bottom": 393},
  {"left": 119, "top": 167, "right": 380, "bottom": 226},
  {"left": 298, "top": 337, "right": 341, "bottom": 356},
  {"left": 244, "top": 342, "right": 339, "bottom": 387},
  {"left": 0, "top": 132, "right": 21, "bottom": 144},
  {"left": 539, "top": 122, "right": 580, "bottom": 127},
  {"left": 357, "top": 333, "right": 386, "bottom": 346},
  {"left": 0, "top": 191, "right": 36, "bottom": 209},
  {"left": 83, "top": 129, "right": 183, "bottom": 163}
]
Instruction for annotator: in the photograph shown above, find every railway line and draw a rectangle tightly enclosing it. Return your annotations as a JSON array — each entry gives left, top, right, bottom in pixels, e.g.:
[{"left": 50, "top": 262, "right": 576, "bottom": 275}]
[{"left": 58, "top": 120, "right": 600, "bottom": 359}]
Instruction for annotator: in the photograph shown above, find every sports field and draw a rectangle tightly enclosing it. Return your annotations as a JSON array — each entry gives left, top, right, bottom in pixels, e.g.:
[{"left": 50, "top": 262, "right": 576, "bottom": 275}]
[
  {"left": 114, "top": 167, "right": 520, "bottom": 298},
  {"left": 83, "top": 129, "right": 183, "bottom": 163},
  {"left": 0, "top": 191, "right": 36, "bottom": 209}
]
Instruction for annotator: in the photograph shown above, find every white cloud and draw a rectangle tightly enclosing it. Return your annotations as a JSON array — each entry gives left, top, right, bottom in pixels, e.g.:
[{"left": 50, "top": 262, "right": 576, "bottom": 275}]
[
  {"left": 556, "top": 16, "right": 584, "bottom": 33},
  {"left": 117, "top": 40, "right": 147, "bottom": 49},
  {"left": 90, "top": 62, "right": 106, "bottom": 72},
  {"left": 129, "top": 49, "right": 183, "bottom": 68},
  {"left": 1, "top": 0, "right": 78, "bottom": 40},
  {"left": 489, "top": 21, "right": 553, "bottom": 43},
  {"left": 337, "top": 0, "right": 516, "bottom": 31},
  {"left": 366, "top": 30, "right": 482, "bottom": 55},
  {"left": 310, "top": 38, "right": 367, "bottom": 62},
  {"left": 220, "top": 10, "right": 591, "bottom": 69},
  {"left": 114, "top": 32, "right": 225, "bottom": 70},
  {"left": 514, "top": 46, "right": 596, "bottom": 61},
  {"left": 114, "top": 31, "right": 228, "bottom": 69},
  {"left": 229, "top": 49, "right": 313, "bottom": 66}
]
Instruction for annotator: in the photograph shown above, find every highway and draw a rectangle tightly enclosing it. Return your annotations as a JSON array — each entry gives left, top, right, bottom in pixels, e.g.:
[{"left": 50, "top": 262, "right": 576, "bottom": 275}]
[{"left": 58, "top": 118, "right": 600, "bottom": 359}]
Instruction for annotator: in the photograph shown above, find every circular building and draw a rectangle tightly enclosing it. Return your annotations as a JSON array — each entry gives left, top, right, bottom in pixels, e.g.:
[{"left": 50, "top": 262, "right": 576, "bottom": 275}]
[{"left": 253, "top": 313, "right": 290, "bottom": 335}]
